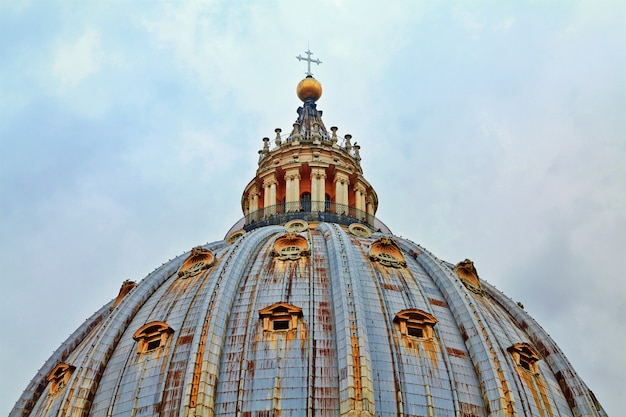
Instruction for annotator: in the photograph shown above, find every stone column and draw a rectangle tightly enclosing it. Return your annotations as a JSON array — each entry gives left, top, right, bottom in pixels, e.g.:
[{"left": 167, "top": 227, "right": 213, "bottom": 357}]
[
  {"left": 334, "top": 172, "right": 350, "bottom": 214},
  {"left": 270, "top": 182, "right": 276, "bottom": 210},
  {"left": 263, "top": 175, "right": 277, "bottom": 215},
  {"left": 354, "top": 184, "right": 367, "bottom": 217},
  {"left": 285, "top": 169, "right": 300, "bottom": 211},
  {"left": 250, "top": 192, "right": 260, "bottom": 222},
  {"left": 285, "top": 174, "right": 292, "bottom": 208},
  {"left": 335, "top": 178, "right": 343, "bottom": 210},
  {"left": 311, "top": 171, "right": 319, "bottom": 211},
  {"left": 354, "top": 186, "right": 363, "bottom": 212},
  {"left": 293, "top": 173, "right": 300, "bottom": 208},
  {"left": 310, "top": 169, "right": 327, "bottom": 212},
  {"left": 318, "top": 172, "right": 327, "bottom": 211},
  {"left": 366, "top": 197, "right": 375, "bottom": 225}
]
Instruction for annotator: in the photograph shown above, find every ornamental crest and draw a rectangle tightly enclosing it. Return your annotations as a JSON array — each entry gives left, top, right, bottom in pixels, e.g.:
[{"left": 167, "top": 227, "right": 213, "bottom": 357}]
[
  {"left": 178, "top": 246, "right": 215, "bottom": 278},
  {"left": 369, "top": 237, "right": 406, "bottom": 268},
  {"left": 271, "top": 233, "right": 310, "bottom": 261},
  {"left": 454, "top": 259, "right": 482, "bottom": 294}
]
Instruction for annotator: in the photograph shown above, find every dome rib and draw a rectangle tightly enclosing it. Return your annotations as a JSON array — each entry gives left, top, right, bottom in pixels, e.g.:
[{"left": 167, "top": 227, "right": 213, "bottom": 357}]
[
  {"left": 394, "top": 240, "right": 465, "bottom": 415},
  {"left": 413, "top": 248, "right": 519, "bottom": 415},
  {"left": 11, "top": 303, "right": 112, "bottom": 416},
  {"left": 184, "top": 226, "right": 283, "bottom": 415},
  {"left": 481, "top": 282, "right": 608, "bottom": 416},
  {"left": 319, "top": 222, "right": 376, "bottom": 415},
  {"left": 62, "top": 257, "right": 185, "bottom": 416}
]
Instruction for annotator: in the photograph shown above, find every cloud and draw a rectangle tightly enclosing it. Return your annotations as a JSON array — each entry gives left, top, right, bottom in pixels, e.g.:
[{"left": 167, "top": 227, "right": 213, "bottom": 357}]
[{"left": 52, "top": 29, "right": 103, "bottom": 87}]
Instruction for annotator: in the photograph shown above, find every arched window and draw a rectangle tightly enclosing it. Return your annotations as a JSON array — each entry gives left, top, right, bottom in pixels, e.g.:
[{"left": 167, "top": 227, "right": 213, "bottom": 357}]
[
  {"left": 300, "top": 192, "right": 311, "bottom": 212},
  {"left": 133, "top": 321, "right": 174, "bottom": 354}
]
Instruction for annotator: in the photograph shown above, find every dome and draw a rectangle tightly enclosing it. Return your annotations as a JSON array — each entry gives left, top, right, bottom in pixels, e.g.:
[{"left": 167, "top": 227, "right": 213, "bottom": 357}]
[{"left": 11, "top": 60, "right": 607, "bottom": 416}]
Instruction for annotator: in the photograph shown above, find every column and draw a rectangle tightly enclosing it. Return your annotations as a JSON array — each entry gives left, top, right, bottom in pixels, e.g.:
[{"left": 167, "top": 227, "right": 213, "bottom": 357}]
[
  {"left": 334, "top": 172, "right": 350, "bottom": 214},
  {"left": 270, "top": 182, "right": 276, "bottom": 209},
  {"left": 310, "top": 171, "right": 319, "bottom": 212},
  {"left": 318, "top": 172, "right": 326, "bottom": 208},
  {"left": 293, "top": 173, "right": 300, "bottom": 208},
  {"left": 366, "top": 197, "right": 374, "bottom": 225},
  {"left": 285, "top": 174, "right": 292, "bottom": 208},
  {"left": 342, "top": 180, "right": 349, "bottom": 213},
  {"left": 335, "top": 178, "right": 343, "bottom": 212},
  {"left": 354, "top": 187, "right": 363, "bottom": 212},
  {"left": 263, "top": 175, "right": 277, "bottom": 215},
  {"left": 285, "top": 169, "right": 300, "bottom": 210}
]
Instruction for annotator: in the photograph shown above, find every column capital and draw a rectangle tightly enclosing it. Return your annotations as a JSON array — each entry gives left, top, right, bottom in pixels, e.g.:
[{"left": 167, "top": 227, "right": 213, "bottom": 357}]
[{"left": 334, "top": 171, "right": 350, "bottom": 182}]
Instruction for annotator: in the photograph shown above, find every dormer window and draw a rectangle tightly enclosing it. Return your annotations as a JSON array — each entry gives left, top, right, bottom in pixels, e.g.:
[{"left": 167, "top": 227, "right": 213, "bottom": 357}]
[
  {"left": 226, "top": 230, "right": 245, "bottom": 244},
  {"left": 407, "top": 325, "right": 424, "bottom": 338},
  {"left": 259, "top": 302, "right": 303, "bottom": 332},
  {"left": 284, "top": 219, "right": 308, "bottom": 233},
  {"left": 394, "top": 309, "right": 438, "bottom": 341},
  {"left": 508, "top": 343, "right": 541, "bottom": 374},
  {"left": 47, "top": 363, "right": 75, "bottom": 395},
  {"left": 133, "top": 321, "right": 174, "bottom": 354},
  {"left": 348, "top": 223, "right": 372, "bottom": 238}
]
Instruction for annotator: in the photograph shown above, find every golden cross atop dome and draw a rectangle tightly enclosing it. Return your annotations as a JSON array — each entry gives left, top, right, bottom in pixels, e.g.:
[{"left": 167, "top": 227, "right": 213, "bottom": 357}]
[{"left": 296, "top": 48, "right": 322, "bottom": 76}]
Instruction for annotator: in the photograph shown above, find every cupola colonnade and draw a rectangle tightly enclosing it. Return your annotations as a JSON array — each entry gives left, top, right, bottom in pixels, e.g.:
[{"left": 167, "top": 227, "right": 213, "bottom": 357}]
[{"left": 240, "top": 74, "right": 378, "bottom": 230}]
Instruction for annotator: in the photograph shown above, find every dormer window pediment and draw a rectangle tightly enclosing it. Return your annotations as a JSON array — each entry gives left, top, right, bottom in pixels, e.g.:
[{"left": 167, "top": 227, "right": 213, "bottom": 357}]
[
  {"left": 394, "top": 309, "right": 438, "bottom": 341},
  {"left": 508, "top": 342, "right": 541, "bottom": 373},
  {"left": 259, "top": 302, "right": 303, "bottom": 332}
]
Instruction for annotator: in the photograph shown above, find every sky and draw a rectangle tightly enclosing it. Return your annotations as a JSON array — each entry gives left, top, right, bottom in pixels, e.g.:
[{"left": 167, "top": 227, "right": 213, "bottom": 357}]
[{"left": 1, "top": 0, "right": 624, "bottom": 415}]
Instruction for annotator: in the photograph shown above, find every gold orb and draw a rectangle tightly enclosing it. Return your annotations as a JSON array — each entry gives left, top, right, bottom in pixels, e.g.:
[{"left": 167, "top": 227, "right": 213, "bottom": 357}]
[{"left": 296, "top": 76, "right": 322, "bottom": 102}]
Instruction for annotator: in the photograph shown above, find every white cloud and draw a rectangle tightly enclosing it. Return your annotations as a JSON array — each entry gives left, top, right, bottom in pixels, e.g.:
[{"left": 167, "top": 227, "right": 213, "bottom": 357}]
[{"left": 52, "top": 29, "right": 103, "bottom": 87}]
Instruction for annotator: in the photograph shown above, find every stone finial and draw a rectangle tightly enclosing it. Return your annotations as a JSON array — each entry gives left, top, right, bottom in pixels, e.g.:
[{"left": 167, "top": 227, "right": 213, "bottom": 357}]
[
  {"left": 344, "top": 134, "right": 352, "bottom": 152},
  {"left": 312, "top": 121, "right": 321, "bottom": 144},
  {"left": 330, "top": 126, "right": 339, "bottom": 147},
  {"left": 274, "top": 128, "right": 282, "bottom": 147},
  {"left": 110, "top": 279, "right": 137, "bottom": 311},
  {"left": 262, "top": 137, "right": 270, "bottom": 153},
  {"left": 354, "top": 144, "right": 361, "bottom": 164},
  {"left": 291, "top": 123, "right": 302, "bottom": 145}
]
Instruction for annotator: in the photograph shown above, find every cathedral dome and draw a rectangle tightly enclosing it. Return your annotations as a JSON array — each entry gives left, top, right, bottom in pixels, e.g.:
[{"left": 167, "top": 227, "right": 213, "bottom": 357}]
[{"left": 11, "top": 57, "right": 606, "bottom": 417}]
